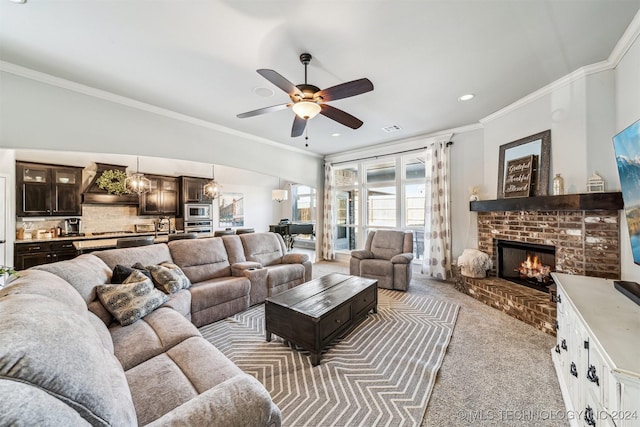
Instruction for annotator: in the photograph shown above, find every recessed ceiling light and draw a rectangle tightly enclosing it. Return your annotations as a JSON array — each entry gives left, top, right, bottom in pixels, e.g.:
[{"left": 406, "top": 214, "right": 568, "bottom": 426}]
[
  {"left": 458, "top": 93, "right": 475, "bottom": 101},
  {"left": 8, "top": 0, "right": 26, "bottom": 3},
  {"left": 331, "top": 133, "right": 341, "bottom": 137},
  {"left": 253, "top": 87, "right": 274, "bottom": 97}
]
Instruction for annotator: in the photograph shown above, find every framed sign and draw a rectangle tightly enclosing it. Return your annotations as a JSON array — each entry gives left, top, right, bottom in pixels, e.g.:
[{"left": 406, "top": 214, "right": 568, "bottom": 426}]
[
  {"left": 497, "top": 130, "right": 551, "bottom": 198},
  {"left": 503, "top": 155, "right": 534, "bottom": 198}
]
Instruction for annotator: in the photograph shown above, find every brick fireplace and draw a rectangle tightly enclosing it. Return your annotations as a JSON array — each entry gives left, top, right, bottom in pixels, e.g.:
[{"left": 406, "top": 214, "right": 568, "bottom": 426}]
[{"left": 457, "top": 193, "right": 623, "bottom": 335}]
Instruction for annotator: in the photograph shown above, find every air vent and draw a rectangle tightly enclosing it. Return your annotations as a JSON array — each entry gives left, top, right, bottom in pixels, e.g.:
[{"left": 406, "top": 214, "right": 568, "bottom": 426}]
[{"left": 382, "top": 125, "right": 402, "bottom": 133}]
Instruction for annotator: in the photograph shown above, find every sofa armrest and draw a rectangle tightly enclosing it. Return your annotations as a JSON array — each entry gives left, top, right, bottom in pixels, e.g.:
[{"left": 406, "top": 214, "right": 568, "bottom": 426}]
[
  {"left": 390, "top": 253, "right": 414, "bottom": 264},
  {"left": 231, "top": 261, "right": 263, "bottom": 277},
  {"left": 351, "top": 250, "right": 374, "bottom": 260},
  {"left": 146, "top": 375, "right": 281, "bottom": 427},
  {"left": 282, "top": 253, "right": 309, "bottom": 264}
]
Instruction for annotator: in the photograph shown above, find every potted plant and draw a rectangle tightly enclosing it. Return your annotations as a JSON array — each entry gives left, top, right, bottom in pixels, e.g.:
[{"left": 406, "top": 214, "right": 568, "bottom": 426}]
[{"left": 0, "top": 266, "right": 19, "bottom": 288}]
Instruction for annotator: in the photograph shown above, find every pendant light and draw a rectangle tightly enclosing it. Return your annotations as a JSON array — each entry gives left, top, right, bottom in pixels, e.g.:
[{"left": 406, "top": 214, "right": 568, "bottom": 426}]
[
  {"left": 272, "top": 179, "right": 288, "bottom": 203},
  {"left": 125, "top": 157, "right": 151, "bottom": 196},
  {"left": 203, "top": 164, "right": 222, "bottom": 200}
]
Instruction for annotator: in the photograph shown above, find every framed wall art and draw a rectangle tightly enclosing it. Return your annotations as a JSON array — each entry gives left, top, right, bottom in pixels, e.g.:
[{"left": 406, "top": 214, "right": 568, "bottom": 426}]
[{"left": 497, "top": 130, "right": 551, "bottom": 199}]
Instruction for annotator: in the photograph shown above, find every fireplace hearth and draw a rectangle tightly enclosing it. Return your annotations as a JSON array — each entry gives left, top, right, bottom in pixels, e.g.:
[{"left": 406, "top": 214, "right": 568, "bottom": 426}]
[{"left": 496, "top": 240, "right": 555, "bottom": 293}]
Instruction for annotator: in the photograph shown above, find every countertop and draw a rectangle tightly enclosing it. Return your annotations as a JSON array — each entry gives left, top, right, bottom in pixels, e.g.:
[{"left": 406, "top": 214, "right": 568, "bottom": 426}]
[{"left": 15, "top": 230, "right": 214, "bottom": 247}]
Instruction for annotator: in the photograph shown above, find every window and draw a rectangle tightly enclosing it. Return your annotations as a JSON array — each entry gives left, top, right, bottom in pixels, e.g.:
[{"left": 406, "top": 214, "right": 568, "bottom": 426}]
[
  {"left": 332, "top": 152, "right": 427, "bottom": 261},
  {"left": 292, "top": 185, "right": 316, "bottom": 223}
]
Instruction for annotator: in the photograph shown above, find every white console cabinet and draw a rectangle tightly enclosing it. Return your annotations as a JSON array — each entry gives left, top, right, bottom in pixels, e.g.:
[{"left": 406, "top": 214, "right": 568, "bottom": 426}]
[{"left": 552, "top": 273, "right": 640, "bottom": 427}]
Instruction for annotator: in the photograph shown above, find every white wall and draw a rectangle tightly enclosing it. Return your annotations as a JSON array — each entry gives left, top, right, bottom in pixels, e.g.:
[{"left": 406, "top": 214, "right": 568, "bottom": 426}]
[
  {"left": 615, "top": 30, "right": 640, "bottom": 280},
  {"left": 449, "top": 127, "right": 484, "bottom": 258}
]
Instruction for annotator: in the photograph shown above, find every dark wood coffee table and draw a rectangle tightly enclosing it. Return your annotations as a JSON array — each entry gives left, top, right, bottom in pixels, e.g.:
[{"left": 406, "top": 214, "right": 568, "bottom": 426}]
[{"left": 265, "top": 273, "right": 378, "bottom": 366}]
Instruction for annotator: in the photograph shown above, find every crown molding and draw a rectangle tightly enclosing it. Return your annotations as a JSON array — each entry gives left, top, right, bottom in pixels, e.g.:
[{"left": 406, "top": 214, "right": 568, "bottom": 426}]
[
  {"left": 481, "top": 9, "right": 640, "bottom": 125},
  {"left": 0, "top": 61, "right": 322, "bottom": 159}
]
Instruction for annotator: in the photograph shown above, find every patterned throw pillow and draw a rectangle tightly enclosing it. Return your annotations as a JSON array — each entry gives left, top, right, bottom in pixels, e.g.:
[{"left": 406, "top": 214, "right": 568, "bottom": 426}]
[
  {"left": 146, "top": 262, "right": 191, "bottom": 294},
  {"left": 97, "top": 270, "right": 169, "bottom": 326},
  {"left": 160, "top": 262, "right": 191, "bottom": 290}
]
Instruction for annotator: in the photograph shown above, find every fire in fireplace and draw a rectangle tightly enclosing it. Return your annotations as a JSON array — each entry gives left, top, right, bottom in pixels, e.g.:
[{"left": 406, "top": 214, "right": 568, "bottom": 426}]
[{"left": 496, "top": 240, "right": 555, "bottom": 292}]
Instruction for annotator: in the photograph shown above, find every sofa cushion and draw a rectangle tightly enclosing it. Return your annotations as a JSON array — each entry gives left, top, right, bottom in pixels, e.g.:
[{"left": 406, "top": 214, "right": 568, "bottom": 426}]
[
  {"left": 0, "top": 294, "right": 137, "bottom": 426},
  {"left": 109, "top": 307, "right": 200, "bottom": 370},
  {"left": 32, "top": 254, "right": 111, "bottom": 304},
  {"left": 0, "top": 380, "right": 92, "bottom": 427},
  {"left": 359, "top": 258, "right": 394, "bottom": 289},
  {"left": 96, "top": 270, "right": 169, "bottom": 326},
  {"left": 189, "top": 276, "right": 250, "bottom": 314},
  {"left": 162, "top": 288, "right": 192, "bottom": 319},
  {"left": 239, "top": 232, "right": 286, "bottom": 266},
  {"left": 146, "top": 262, "right": 191, "bottom": 294},
  {"left": 265, "top": 264, "right": 305, "bottom": 289},
  {"left": 94, "top": 243, "right": 173, "bottom": 270},
  {"left": 125, "top": 336, "right": 245, "bottom": 425},
  {"left": 168, "top": 237, "right": 232, "bottom": 282},
  {"left": 0, "top": 269, "right": 88, "bottom": 318}
]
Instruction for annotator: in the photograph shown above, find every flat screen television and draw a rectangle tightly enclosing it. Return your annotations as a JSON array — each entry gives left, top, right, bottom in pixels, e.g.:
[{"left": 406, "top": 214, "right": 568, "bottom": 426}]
[{"left": 613, "top": 118, "right": 640, "bottom": 265}]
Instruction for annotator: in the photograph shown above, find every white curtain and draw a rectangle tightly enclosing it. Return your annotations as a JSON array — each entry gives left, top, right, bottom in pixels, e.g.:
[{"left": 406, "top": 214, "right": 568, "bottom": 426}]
[
  {"left": 421, "top": 142, "right": 452, "bottom": 279},
  {"left": 321, "top": 162, "right": 336, "bottom": 260}
]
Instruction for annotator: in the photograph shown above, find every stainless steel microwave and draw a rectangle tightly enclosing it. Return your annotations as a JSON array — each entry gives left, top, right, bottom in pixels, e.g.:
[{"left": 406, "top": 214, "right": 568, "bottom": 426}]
[{"left": 184, "top": 203, "right": 213, "bottom": 221}]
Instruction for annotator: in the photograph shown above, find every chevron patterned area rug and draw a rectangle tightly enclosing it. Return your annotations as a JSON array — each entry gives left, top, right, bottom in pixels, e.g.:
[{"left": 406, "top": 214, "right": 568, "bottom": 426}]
[{"left": 200, "top": 289, "right": 459, "bottom": 427}]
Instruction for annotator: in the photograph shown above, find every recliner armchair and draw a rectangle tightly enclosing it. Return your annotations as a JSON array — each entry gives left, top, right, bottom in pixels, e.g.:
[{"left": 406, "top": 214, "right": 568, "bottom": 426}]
[{"left": 350, "top": 230, "right": 414, "bottom": 291}]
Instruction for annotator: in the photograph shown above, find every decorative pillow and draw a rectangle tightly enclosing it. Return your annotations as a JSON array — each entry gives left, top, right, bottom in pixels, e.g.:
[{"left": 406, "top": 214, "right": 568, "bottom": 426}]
[
  {"left": 111, "top": 264, "right": 153, "bottom": 284},
  {"left": 160, "top": 262, "right": 191, "bottom": 290},
  {"left": 146, "top": 263, "right": 191, "bottom": 294},
  {"left": 96, "top": 270, "right": 168, "bottom": 326}
]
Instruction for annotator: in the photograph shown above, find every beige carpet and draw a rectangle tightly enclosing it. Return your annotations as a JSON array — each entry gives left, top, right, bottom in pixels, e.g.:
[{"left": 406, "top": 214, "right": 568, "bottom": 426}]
[
  {"left": 201, "top": 288, "right": 458, "bottom": 427},
  {"left": 313, "top": 261, "right": 567, "bottom": 427}
]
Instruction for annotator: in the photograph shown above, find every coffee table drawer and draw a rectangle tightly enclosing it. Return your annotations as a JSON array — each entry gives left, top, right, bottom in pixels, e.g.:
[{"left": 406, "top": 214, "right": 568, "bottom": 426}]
[
  {"left": 353, "top": 286, "right": 376, "bottom": 316},
  {"left": 320, "top": 303, "right": 351, "bottom": 340}
]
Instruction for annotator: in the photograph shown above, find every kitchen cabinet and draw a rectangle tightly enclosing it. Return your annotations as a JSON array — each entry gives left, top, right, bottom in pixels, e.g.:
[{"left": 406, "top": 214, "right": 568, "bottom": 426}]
[
  {"left": 139, "top": 175, "right": 179, "bottom": 216},
  {"left": 16, "top": 162, "right": 83, "bottom": 217},
  {"left": 552, "top": 273, "right": 640, "bottom": 427},
  {"left": 180, "top": 176, "right": 212, "bottom": 204},
  {"left": 14, "top": 241, "right": 78, "bottom": 270}
]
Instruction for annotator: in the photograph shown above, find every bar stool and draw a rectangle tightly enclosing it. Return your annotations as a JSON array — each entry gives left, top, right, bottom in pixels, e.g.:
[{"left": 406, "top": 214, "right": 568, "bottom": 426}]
[
  {"left": 235, "top": 228, "right": 255, "bottom": 235},
  {"left": 116, "top": 235, "right": 155, "bottom": 248},
  {"left": 168, "top": 232, "right": 198, "bottom": 241},
  {"left": 214, "top": 228, "right": 235, "bottom": 237}
]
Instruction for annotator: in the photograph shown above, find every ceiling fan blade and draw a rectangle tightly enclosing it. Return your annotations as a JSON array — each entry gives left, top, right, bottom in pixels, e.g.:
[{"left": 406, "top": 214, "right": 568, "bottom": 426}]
[
  {"left": 315, "top": 78, "right": 373, "bottom": 102},
  {"left": 320, "top": 104, "right": 363, "bottom": 129},
  {"left": 257, "top": 69, "right": 303, "bottom": 97},
  {"left": 291, "top": 115, "right": 307, "bottom": 137},
  {"left": 236, "top": 103, "right": 291, "bottom": 118}
]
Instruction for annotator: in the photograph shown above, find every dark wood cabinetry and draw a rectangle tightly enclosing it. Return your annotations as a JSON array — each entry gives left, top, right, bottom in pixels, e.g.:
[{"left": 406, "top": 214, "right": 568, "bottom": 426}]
[
  {"left": 16, "top": 162, "right": 83, "bottom": 217},
  {"left": 180, "top": 176, "right": 211, "bottom": 204},
  {"left": 139, "top": 175, "right": 179, "bottom": 216},
  {"left": 14, "top": 241, "right": 78, "bottom": 270}
]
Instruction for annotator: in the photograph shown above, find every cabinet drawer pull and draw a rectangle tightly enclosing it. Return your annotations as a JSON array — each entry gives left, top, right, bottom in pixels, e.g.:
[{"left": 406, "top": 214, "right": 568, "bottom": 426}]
[
  {"left": 556, "top": 294, "right": 561, "bottom": 304},
  {"left": 561, "top": 339, "right": 567, "bottom": 351},
  {"left": 28, "top": 246, "right": 41, "bottom": 251},
  {"left": 554, "top": 320, "right": 559, "bottom": 331},
  {"left": 570, "top": 362, "right": 578, "bottom": 377},
  {"left": 584, "top": 405, "right": 596, "bottom": 426},
  {"left": 335, "top": 319, "right": 341, "bottom": 324},
  {"left": 554, "top": 345, "right": 561, "bottom": 354},
  {"left": 587, "top": 365, "right": 599, "bottom": 386}
]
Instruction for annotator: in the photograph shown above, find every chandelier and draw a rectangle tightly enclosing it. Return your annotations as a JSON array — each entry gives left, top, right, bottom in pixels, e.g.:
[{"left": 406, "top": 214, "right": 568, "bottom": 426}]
[
  {"left": 272, "top": 179, "right": 288, "bottom": 202},
  {"left": 203, "top": 164, "right": 222, "bottom": 200},
  {"left": 125, "top": 157, "right": 151, "bottom": 196}
]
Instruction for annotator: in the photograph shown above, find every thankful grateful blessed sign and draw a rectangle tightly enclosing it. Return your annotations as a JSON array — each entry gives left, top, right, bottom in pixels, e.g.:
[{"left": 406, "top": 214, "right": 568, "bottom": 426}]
[{"left": 504, "top": 155, "right": 535, "bottom": 198}]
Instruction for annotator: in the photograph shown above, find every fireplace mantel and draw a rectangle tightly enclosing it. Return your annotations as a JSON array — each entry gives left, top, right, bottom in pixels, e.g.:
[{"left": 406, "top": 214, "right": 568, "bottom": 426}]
[{"left": 469, "top": 191, "right": 622, "bottom": 212}]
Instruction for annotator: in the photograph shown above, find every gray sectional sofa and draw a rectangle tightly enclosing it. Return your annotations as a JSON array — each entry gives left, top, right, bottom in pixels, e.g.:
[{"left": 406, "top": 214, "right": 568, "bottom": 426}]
[{"left": 0, "top": 232, "right": 311, "bottom": 426}]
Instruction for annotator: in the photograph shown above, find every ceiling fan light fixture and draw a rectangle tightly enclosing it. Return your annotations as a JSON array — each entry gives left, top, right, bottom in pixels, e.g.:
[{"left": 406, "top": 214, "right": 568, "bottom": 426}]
[{"left": 292, "top": 101, "right": 321, "bottom": 119}]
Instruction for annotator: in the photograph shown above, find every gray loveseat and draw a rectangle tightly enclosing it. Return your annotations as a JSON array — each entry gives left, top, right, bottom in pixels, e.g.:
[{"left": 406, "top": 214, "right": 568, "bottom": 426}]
[{"left": 0, "top": 232, "right": 310, "bottom": 426}]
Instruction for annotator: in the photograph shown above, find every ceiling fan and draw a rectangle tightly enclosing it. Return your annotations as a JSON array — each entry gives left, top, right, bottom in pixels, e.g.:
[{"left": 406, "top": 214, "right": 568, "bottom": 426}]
[{"left": 237, "top": 53, "right": 374, "bottom": 138}]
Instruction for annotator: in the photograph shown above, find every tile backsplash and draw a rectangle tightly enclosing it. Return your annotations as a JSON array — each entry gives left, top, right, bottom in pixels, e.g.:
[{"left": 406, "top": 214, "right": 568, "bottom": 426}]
[{"left": 18, "top": 205, "right": 174, "bottom": 235}]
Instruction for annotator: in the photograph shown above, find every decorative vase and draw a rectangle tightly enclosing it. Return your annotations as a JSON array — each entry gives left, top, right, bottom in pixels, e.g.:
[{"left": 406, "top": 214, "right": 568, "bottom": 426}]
[{"left": 553, "top": 174, "right": 564, "bottom": 195}]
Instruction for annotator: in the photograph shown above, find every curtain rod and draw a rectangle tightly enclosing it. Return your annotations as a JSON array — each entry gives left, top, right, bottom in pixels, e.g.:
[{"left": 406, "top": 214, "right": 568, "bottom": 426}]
[{"left": 329, "top": 141, "right": 453, "bottom": 166}]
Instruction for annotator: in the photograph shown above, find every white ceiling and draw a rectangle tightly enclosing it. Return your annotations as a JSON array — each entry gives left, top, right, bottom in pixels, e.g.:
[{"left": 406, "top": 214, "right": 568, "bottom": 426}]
[{"left": 1, "top": 0, "right": 639, "bottom": 156}]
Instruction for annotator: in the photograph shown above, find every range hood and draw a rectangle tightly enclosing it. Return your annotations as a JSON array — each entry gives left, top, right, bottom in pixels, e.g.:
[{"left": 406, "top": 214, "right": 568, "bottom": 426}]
[{"left": 82, "top": 163, "right": 139, "bottom": 205}]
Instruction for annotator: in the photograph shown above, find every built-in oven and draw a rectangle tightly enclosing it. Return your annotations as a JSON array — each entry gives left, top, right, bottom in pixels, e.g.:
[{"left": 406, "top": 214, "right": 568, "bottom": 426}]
[
  {"left": 184, "top": 220, "right": 213, "bottom": 234},
  {"left": 184, "top": 203, "right": 213, "bottom": 221}
]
